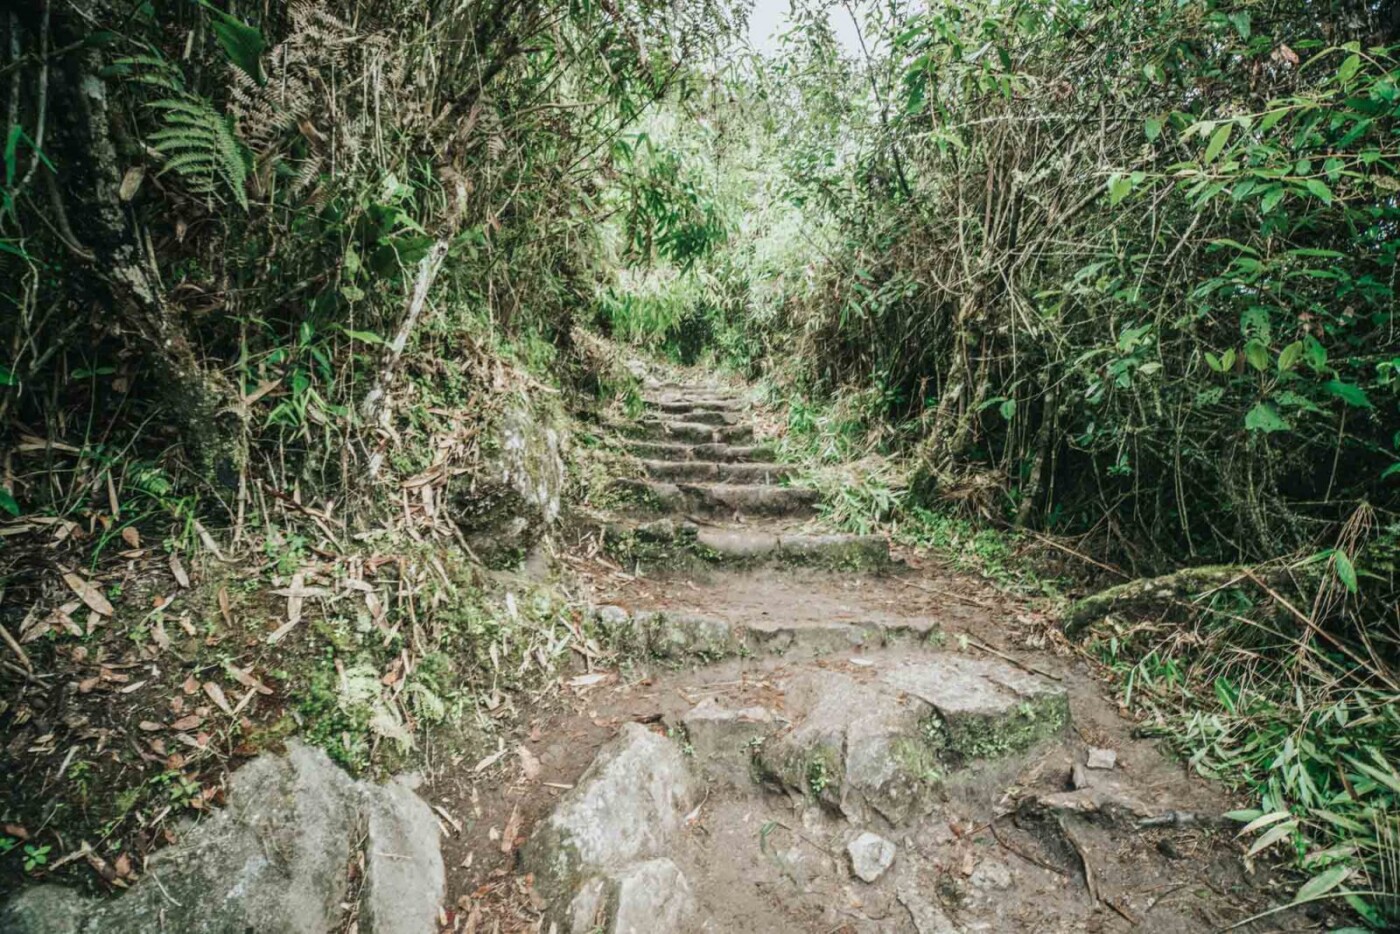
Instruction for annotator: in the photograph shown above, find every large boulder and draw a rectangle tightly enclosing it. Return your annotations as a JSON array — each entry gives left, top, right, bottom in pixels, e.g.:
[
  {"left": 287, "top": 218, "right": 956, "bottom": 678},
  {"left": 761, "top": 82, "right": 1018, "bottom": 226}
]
[
  {"left": 0, "top": 743, "right": 443, "bottom": 934},
  {"left": 452, "top": 393, "right": 565, "bottom": 565},
  {"left": 523, "top": 723, "right": 697, "bottom": 933}
]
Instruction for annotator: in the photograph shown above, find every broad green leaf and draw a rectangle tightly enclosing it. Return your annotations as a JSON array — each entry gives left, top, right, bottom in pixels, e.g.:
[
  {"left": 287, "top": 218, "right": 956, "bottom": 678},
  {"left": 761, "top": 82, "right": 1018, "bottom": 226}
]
[
  {"left": 1244, "top": 339, "right": 1269, "bottom": 372},
  {"left": 1204, "top": 123, "right": 1232, "bottom": 163},
  {"left": 0, "top": 488, "right": 18, "bottom": 517},
  {"left": 1237, "top": 810, "right": 1295, "bottom": 837},
  {"left": 1245, "top": 402, "right": 1289, "bottom": 433},
  {"left": 1144, "top": 116, "right": 1163, "bottom": 142},
  {"left": 998, "top": 398, "right": 1016, "bottom": 420},
  {"left": 1334, "top": 553, "right": 1358, "bottom": 593},
  {"left": 1107, "top": 174, "right": 1133, "bottom": 205},
  {"left": 1205, "top": 352, "right": 1223, "bottom": 373},
  {"left": 1323, "top": 380, "right": 1372, "bottom": 408},
  {"left": 1247, "top": 821, "right": 1298, "bottom": 856},
  {"left": 0, "top": 364, "right": 14, "bottom": 386},
  {"left": 1277, "top": 341, "right": 1303, "bottom": 372},
  {"left": 340, "top": 328, "right": 383, "bottom": 343},
  {"left": 1303, "top": 336, "right": 1327, "bottom": 371},
  {"left": 1260, "top": 187, "right": 1285, "bottom": 213},
  {"left": 1303, "top": 179, "right": 1333, "bottom": 204},
  {"left": 198, "top": 1, "right": 266, "bottom": 85},
  {"left": 1293, "top": 866, "right": 1349, "bottom": 904},
  {"left": 1337, "top": 53, "right": 1360, "bottom": 85},
  {"left": 1382, "top": 463, "right": 1400, "bottom": 479}
]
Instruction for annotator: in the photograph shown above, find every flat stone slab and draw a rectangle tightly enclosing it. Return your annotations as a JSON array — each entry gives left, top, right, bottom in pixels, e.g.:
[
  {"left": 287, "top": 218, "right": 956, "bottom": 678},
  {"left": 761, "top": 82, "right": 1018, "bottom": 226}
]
[
  {"left": 523, "top": 723, "right": 696, "bottom": 917},
  {"left": 624, "top": 440, "right": 775, "bottom": 462},
  {"left": 625, "top": 418, "right": 754, "bottom": 444},
  {"left": 0, "top": 743, "right": 443, "bottom": 934},
  {"left": 757, "top": 656, "right": 1068, "bottom": 822}
]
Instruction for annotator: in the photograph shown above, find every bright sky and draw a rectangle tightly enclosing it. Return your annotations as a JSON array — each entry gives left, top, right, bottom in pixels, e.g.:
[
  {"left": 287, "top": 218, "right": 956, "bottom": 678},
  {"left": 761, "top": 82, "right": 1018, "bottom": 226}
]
[{"left": 746, "top": 1, "right": 870, "bottom": 55}]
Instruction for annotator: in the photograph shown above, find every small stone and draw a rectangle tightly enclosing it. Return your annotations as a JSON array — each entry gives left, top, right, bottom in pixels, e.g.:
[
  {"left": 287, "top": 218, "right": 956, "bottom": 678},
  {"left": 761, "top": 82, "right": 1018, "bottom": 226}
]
[
  {"left": 1086, "top": 747, "right": 1117, "bottom": 770},
  {"left": 1070, "top": 762, "right": 1090, "bottom": 790},
  {"left": 847, "top": 831, "right": 897, "bottom": 883}
]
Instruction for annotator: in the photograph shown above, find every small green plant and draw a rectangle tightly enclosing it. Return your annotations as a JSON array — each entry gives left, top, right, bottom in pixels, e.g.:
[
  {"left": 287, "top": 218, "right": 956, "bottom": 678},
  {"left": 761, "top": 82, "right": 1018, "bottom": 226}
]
[{"left": 22, "top": 844, "right": 51, "bottom": 872}]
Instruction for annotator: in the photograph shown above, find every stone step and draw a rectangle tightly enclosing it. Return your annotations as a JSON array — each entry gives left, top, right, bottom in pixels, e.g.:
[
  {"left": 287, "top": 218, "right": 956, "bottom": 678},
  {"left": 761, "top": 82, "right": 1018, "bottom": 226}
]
[
  {"left": 641, "top": 408, "right": 740, "bottom": 426},
  {"left": 590, "top": 605, "right": 936, "bottom": 663},
  {"left": 608, "top": 521, "right": 889, "bottom": 571},
  {"left": 625, "top": 440, "right": 774, "bottom": 463},
  {"left": 622, "top": 419, "right": 755, "bottom": 445},
  {"left": 612, "top": 479, "right": 817, "bottom": 518},
  {"left": 755, "top": 658, "right": 1069, "bottom": 823},
  {"left": 649, "top": 399, "right": 744, "bottom": 415},
  {"left": 641, "top": 460, "right": 795, "bottom": 484}
]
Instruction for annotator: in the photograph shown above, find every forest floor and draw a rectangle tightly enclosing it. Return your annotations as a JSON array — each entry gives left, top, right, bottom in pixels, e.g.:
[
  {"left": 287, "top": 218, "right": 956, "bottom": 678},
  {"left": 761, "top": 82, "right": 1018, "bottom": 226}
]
[{"left": 425, "top": 369, "right": 1331, "bottom": 933}]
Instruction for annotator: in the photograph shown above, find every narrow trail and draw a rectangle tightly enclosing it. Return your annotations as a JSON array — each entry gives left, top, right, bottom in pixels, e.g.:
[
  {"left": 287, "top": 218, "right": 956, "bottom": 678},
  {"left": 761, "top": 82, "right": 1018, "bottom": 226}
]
[{"left": 435, "top": 373, "right": 1303, "bottom": 933}]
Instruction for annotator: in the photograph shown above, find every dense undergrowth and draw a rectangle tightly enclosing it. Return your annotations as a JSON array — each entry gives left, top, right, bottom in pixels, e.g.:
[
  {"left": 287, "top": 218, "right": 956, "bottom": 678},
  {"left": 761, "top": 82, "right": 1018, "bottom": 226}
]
[
  {"left": 590, "top": 0, "right": 1400, "bottom": 923},
  {"left": 3, "top": 0, "right": 1399, "bottom": 924}
]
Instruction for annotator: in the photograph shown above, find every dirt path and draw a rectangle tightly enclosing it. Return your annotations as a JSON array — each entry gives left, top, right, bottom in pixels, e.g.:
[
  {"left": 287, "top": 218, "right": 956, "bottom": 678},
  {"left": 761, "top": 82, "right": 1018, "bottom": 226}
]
[{"left": 431, "top": 375, "right": 1308, "bottom": 933}]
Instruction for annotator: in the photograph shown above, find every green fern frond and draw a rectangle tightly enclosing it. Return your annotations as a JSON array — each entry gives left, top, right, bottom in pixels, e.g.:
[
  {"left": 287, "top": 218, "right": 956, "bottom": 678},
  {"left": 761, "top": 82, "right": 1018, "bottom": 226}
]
[{"left": 146, "top": 92, "right": 249, "bottom": 210}]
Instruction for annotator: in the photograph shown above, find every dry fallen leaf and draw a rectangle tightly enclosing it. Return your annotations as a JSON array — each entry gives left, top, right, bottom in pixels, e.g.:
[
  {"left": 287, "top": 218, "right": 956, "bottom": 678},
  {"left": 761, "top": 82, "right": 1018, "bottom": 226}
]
[
  {"left": 120, "top": 527, "right": 141, "bottom": 548},
  {"left": 518, "top": 746, "right": 541, "bottom": 782},
  {"left": 62, "top": 572, "right": 114, "bottom": 616},
  {"left": 202, "top": 681, "right": 233, "bottom": 715},
  {"left": 169, "top": 714, "right": 203, "bottom": 731},
  {"left": 138, "top": 721, "right": 166, "bottom": 732},
  {"left": 500, "top": 805, "right": 521, "bottom": 855},
  {"left": 169, "top": 554, "right": 190, "bottom": 588}
]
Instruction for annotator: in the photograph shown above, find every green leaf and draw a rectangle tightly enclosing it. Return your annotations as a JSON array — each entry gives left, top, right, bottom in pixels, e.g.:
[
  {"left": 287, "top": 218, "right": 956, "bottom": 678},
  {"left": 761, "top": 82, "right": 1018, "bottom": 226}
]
[
  {"left": 0, "top": 364, "right": 14, "bottom": 386},
  {"left": 0, "top": 488, "right": 19, "bottom": 517},
  {"left": 1293, "top": 866, "right": 1349, "bottom": 904},
  {"left": 1334, "top": 552, "right": 1358, "bottom": 593},
  {"left": 1260, "top": 187, "right": 1285, "bottom": 214},
  {"left": 1204, "top": 123, "right": 1232, "bottom": 163},
  {"left": 195, "top": 0, "right": 265, "bottom": 85},
  {"left": 1107, "top": 174, "right": 1133, "bottom": 205},
  {"left": 1247, "top": 821, "right": 1298, "bottom": 856},
  {"left": 1303, "top": 336, "right": 1327, "bottom": 371},
  {"left": 340, "top": 328, "right": 384, "bottom": 344},
  {"left": 998, "top": 398, "right": 1016, "bottom": 420},
  {"left": 1144, "top": 116, "right": 1163, "bottom": 142},
  {"left": 1245, "top": 402, "right": 1289, "bottom": 433},
  {"left": 1303, "top": 179, "right": 1333, "bottom": 204},
  {"left": 1337, "top": 53, "right": 1361, "bottom": 85},
  {"left": 1205, "top": 352, "right": 1223, "bottom": 373},
  {"left": 1382, "top": 463, "right": 1400, "bottom": 479},
  {"left": 1227, "top": 10, "right": 1251, "bottom": 38},
  {"left": 1244, "top": 339, "right": 1269, "bottom": 372},
  {"left": 1277, "top": 341, "right": 1303, "bottom": 373},
  {"left": 1323, "top": 380, "right": 1372, "bottom": 408}
]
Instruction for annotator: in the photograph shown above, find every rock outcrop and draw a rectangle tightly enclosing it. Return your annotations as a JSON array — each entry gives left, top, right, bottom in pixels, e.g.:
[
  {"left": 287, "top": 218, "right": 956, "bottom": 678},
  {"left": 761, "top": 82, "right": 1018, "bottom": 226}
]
[{"left": 0, "top": 743, "right": 443, "bottom": 934}]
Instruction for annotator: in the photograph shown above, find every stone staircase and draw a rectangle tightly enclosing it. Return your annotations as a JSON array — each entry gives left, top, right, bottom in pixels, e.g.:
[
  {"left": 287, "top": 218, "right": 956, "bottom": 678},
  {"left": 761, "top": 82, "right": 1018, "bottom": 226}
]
[{"left": 604, "top": 380, "right": 887, "bottom": 570}]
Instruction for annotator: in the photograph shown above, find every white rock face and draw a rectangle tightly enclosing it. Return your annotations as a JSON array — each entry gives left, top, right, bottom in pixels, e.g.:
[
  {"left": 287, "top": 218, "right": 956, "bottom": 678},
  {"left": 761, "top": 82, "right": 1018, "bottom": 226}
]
[{"left": 847, "top": 831, "right": 897, "bottom": 883}]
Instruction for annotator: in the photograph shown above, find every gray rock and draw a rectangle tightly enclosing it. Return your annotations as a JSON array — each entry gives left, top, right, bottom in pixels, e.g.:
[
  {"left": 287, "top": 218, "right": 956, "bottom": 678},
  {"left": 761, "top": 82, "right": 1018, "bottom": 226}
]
[
  {"left": 0, "top": 743, "right": 443, "bottom": 934},
  {"left": 1086, "top": 746, "right": 1117, "bottom": 770},
  {"left": 681, "top": 697, "right": 779, "bottom": 786},
  {"left": 361, "top": 775, "right": 446, "bottom": 934},
  {"left": 897, "top": 878, "right": 960, "bottom": 933},
  {"left": 453, "top": 395, "right": 565, "bottom": 565},
  {"left": 759, "top": 655, "right": 1069, "bottom": 823},
  {"left": 611, "top": 859, "right": 696, "bottom": 934},
  {"left": 645, "top": 611, "right": 741, "bottom": 660},
  {"left": 758, "top": 668, "right": 939, "bottom": 823},
  {"left": 847, "top": 832, "right": 897, "bottom": 883},
  {"left": 879, "top": 655, "right": 1069, "bottom": 759},
  {"left": 523, "top": 724, "right": 695, "bottom": 914}
]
